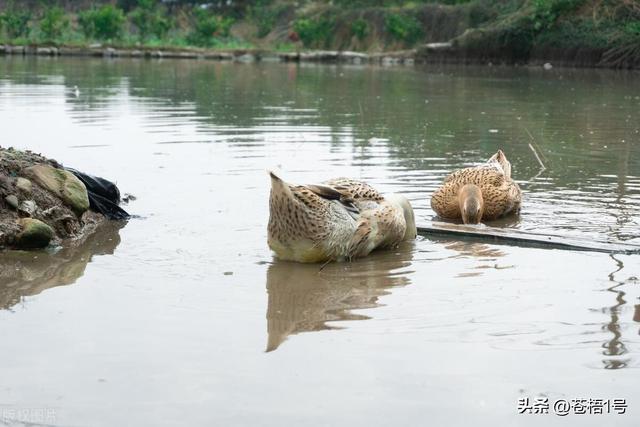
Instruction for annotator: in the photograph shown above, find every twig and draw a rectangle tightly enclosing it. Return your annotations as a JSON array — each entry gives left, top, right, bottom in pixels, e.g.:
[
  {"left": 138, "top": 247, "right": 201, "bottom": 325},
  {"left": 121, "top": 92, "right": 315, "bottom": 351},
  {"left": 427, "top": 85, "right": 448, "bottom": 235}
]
[
  {"left": 318, "top": 258, "right": 332, "bottom": 272},
  {"left": 523, "top": 127, "right": 546, "bottom": 181},
  {"left": 528, "top": 143, "right": 546, "bottom": 171}
]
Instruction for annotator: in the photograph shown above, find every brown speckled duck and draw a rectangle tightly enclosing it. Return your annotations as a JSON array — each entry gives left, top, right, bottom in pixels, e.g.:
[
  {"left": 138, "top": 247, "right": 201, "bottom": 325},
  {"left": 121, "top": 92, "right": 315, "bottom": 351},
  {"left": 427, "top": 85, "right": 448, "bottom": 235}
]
[
  {"left": 268, "top": 172, "right": 416, "bottom": 263},
  {"left": 430, "top": 150, "right": 522, "bottom": 224}
]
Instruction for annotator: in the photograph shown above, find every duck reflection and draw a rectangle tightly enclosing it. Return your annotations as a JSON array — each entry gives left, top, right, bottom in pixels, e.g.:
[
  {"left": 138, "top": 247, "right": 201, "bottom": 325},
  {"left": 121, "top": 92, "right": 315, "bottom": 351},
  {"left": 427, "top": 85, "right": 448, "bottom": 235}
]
[
  {"left": 602, "top": 254, "right": 632, "bottom": 369},
  {"left": 0, "top": 221, "right": 124, "bottom": 310},
  {"left": 265, "top": 242, "right": 414, "bottom": 351}
]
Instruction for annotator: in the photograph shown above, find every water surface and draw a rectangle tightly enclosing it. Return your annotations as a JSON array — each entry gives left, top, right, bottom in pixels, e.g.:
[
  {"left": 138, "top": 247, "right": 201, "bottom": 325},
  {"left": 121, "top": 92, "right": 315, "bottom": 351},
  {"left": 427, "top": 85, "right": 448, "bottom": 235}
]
[{"left": 0, "top": 56, "right": 639, "bottom": 426}]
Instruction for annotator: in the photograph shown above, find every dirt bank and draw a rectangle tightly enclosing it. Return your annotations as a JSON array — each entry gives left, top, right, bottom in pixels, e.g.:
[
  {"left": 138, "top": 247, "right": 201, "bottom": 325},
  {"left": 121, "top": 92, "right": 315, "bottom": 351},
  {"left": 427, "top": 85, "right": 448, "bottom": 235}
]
[{"left": 0, "top": 147, "right": 125, "bottom": 250}]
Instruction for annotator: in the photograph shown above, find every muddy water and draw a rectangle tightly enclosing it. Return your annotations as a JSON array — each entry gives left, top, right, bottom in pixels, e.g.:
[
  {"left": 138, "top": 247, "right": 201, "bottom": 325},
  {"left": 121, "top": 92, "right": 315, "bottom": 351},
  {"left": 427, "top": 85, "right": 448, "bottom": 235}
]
[{"left": 0, "top": 56, "right": 639, "bottom": 426}]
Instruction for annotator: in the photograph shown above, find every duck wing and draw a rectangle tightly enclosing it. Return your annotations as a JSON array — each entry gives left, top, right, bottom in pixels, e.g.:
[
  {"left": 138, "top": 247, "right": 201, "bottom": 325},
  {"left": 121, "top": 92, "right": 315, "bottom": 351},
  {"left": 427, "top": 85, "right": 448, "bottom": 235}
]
[
  {"left": 305, "top": 183, "right": 359, "bottom": 215},
  {"left": 322, "top": 178, "right": 384, "bottom": 201},
  {"left": 443, "top": 166, "right": 505, "bottom": 188}
]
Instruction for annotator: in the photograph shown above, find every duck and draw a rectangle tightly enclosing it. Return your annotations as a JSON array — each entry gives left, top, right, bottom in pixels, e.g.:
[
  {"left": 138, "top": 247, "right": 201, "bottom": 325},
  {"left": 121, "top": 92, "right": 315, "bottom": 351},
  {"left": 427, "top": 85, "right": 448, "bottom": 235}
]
[
  {"left": 268, "top": 172, "right": 416, "bottom": 263},
  {"left": 430, "top": 150, "right": 521, "bottom": 224}
]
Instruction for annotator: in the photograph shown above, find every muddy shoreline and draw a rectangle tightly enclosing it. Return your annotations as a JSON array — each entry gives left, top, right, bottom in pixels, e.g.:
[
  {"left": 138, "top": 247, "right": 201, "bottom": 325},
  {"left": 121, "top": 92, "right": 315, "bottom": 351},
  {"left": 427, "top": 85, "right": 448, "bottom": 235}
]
[{"left": 1, "top": 43, "right": 637, "bottom": 70}]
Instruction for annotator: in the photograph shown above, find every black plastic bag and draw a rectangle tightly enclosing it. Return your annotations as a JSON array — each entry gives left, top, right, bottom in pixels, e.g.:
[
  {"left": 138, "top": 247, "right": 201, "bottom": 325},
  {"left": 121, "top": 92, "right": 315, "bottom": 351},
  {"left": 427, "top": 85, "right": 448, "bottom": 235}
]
[{"left": 66, "top": 168, "right": 130, "bottom": 220}]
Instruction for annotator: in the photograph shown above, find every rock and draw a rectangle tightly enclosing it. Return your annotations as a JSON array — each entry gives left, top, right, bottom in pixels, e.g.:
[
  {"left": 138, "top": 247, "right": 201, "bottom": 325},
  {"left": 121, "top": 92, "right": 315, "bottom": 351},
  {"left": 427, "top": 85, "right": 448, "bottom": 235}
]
[
  {"left": 24, "top": 164, "right": 89, "bottom": 214},
  {"left": 4, "top": 194, "right": 18, "bottom": 209},
  {"left": 381, "top": 57, "right": 397, "bottom": 66},
  {"left": 15, "top": 218, "right": 54, "bottom": 249},
  {"left": 16, "top": 177, "right": 32, "bottom": 194},
  {"left": 203, "top": 52, "right": 233, "bottom": 60},
  {"left": 18, "top": 200, "right": 37, "bottom": 217},
  {"left": 424, "top": 42, "right": 453, "bottom": 51},
  {"left": 278, "top": 52, "right": 299, "bottom": 62},
  {"left": 103, "top": 47, "right": 117, "bottom": 57},
  {"left": 235, "top": 53, "right": 255, "bottom": 62},
  {"left": 339, "top": 51, "right": 369, "bottom": 63}
]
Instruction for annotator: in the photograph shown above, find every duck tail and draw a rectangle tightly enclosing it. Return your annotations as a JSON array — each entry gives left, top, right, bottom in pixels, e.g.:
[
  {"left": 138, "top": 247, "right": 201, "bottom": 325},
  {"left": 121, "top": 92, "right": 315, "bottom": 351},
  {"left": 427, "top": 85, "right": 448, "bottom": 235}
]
[
  {"left": 268, "top": 170, "right": 292, "bottom": 198},
  {"left": 488, "top": 149, "right": 511, "bottom": 179}
]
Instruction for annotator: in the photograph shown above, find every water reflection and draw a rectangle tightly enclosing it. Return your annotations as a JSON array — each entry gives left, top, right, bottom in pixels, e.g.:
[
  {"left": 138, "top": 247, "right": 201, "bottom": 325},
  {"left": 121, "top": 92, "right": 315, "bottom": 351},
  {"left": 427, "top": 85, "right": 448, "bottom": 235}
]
[
  {"left": 602, "top": 254, "right": 630, "bottom": 369},
  {"left": 0, "top": 221, "right": 124, "bottom": 311},
  {"left": 265, "top": 242, "right": 414, "bottom": 351}
]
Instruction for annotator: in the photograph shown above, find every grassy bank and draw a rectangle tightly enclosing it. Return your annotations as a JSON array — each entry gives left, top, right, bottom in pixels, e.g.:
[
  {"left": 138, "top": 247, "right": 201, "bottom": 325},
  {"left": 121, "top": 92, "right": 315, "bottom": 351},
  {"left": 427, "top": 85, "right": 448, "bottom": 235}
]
[{"left": 0, "top": 1, "right": 638, "bottom": 68}]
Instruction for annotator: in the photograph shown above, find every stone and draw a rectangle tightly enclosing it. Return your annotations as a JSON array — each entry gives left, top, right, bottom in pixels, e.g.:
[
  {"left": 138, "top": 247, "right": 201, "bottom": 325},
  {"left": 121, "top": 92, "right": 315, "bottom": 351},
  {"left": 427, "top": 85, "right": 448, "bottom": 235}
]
[
  {"left": 36, "top": 47, "right": 52, "bottom": 55},
  {"left": 425, "top": 42, "right": 453, "bottom": 51},
  {"left": 18, "top": 200, "right": 37, "bottom": 217},
  {"left": 15, "top": 218, "right": 54, "bottom": 249},
  {"left": 4, "top": 194, "right": 18, "bottom": 209},
  {"left": 16, "top": 177, "right": 32, "bottom": 194},
  {"left": 235, "top": 53, "right": 255, "bottom": 62},
  {"left": 24, "top": 164, "right": 89, "bottom": 214}
]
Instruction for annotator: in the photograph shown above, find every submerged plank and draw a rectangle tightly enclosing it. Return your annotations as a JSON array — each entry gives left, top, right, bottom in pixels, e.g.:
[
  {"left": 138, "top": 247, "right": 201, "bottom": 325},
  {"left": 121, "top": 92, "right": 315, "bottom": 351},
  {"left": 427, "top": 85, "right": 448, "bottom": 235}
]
[{"left": 417, "top": 222, "right": 640, "bottom": 255}]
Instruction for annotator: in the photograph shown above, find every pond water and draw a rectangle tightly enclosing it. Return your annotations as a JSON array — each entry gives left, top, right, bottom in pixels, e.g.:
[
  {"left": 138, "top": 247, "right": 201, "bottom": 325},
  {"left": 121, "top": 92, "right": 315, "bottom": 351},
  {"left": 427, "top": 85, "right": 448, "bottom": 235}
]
[{"left": 0, "top": 56, "right": 639, "bottom": 426}]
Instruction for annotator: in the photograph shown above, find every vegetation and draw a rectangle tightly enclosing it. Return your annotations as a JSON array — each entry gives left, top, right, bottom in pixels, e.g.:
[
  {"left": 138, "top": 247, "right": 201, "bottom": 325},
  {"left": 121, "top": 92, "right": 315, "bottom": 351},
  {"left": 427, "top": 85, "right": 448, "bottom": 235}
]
[
  {"left": 0, "top": 1, "right": 637, "bottom": 67},
  {"left": 129, "top": 0, "right": 171, "bottom": 42},
  {"left": 293, "top": 17, "right": 334, "bottom": 48},
  {"left": 78, "top": 5, "right": 125, "bottom": 41},
  {"left": 40, "top": 7, "right": 70, "bottom": 41},
  {"left": 385, "top": 13, "right": 423, "bottom": 44}
]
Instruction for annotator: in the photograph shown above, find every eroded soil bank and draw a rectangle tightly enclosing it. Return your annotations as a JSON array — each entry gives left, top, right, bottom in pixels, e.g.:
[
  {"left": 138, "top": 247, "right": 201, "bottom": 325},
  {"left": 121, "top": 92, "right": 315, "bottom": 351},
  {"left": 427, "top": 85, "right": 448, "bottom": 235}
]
[{"left": 0, "top": 147, "right": 123, "bottom": 250}]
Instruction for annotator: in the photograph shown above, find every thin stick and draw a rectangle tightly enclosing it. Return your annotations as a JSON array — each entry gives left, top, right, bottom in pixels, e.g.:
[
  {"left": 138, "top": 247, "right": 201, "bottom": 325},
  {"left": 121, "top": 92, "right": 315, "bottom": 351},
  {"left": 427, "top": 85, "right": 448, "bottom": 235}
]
[
  {"left": 523, "top": 127, "right": 547, "bottom": 181},
  {"left": 318, "top": 258, "right": 332, "bottom": 272},
  {"left": 528, "top": 143, "right": 546, "bottom": 171},
  {"left": 524, "top": 127, "right": 547, "bottom": 161}
]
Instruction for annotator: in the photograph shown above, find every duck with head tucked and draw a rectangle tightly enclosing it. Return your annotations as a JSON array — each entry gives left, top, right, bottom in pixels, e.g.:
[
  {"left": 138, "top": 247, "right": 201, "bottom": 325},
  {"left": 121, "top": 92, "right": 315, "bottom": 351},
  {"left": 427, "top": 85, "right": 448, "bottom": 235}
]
[
  {"left": 430, "top": 150, "right": 521, "bottom": 224},
  {"left": 268, "top": 172, "right": 416, "bottom": 263}
]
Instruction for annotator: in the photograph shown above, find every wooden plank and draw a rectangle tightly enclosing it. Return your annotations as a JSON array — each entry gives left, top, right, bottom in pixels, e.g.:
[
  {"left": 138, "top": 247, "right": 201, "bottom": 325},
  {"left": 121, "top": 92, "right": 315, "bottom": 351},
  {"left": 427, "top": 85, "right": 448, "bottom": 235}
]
[{"left": 417, "top": 222, "right": 640, "bottom": 255}]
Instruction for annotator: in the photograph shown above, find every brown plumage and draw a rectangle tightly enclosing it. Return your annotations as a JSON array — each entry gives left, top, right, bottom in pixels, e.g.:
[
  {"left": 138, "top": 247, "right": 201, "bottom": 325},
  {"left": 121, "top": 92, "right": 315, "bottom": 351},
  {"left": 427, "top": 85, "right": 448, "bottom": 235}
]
[
  {"left": 430, "top": 150, "right": 522, "bottom": 224},
  {"left": 268, "top": 173, "right": 416, "bottom": 263}
]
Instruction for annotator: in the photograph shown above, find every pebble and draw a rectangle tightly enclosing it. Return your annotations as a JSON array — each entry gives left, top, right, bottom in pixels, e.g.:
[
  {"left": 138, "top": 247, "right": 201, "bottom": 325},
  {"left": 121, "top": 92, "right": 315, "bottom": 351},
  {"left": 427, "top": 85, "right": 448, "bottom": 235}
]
[
  {"left": 4, "top": 194, "right": 19, "bottom": 209},
  {"left": 18, "top": 200, "right": 37, "bottom": 216},
  {"left": 16, "top": 177, "right": 32, "bottom": 194}
]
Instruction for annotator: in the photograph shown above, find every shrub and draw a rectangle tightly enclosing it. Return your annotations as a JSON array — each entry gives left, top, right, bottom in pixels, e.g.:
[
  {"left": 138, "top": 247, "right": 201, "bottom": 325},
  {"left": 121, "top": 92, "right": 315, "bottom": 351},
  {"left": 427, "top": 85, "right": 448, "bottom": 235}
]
[
  {"left": 351, "top": 18, "right": 369, "bottom": 40},
  {"left": 293, "top": 18, "right": 334, "bottom": 47},
  {"left": 130, "top": 0, "right": 171, "bottom": 41},
  {"left": 385, "top": 13, "right": 423, "bottom": 44},
  {"left": 531, "top": 0, "right": 586, "bottom": 31},
  {"left": 40, "top": 7, "right": 70, "bottom": 41},
  {"left": 187, "top": 7, "right": 234, "bottom": 47},
  {"left": 249, "top": 0, "right": 290, "bottom": 37},
  {"left": 78, "top": 5, "right": 126, "bottom": 41},
  {"left": 1, "top": 9, "right": 31, "bottom": 39}
]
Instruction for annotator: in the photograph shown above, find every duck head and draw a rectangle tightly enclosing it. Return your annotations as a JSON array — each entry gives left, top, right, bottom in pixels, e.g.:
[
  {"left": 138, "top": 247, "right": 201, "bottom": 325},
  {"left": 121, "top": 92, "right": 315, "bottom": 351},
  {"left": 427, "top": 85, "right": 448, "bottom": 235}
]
[{"left": 458, "top": 184, "right": 483, "bottom": 224}]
